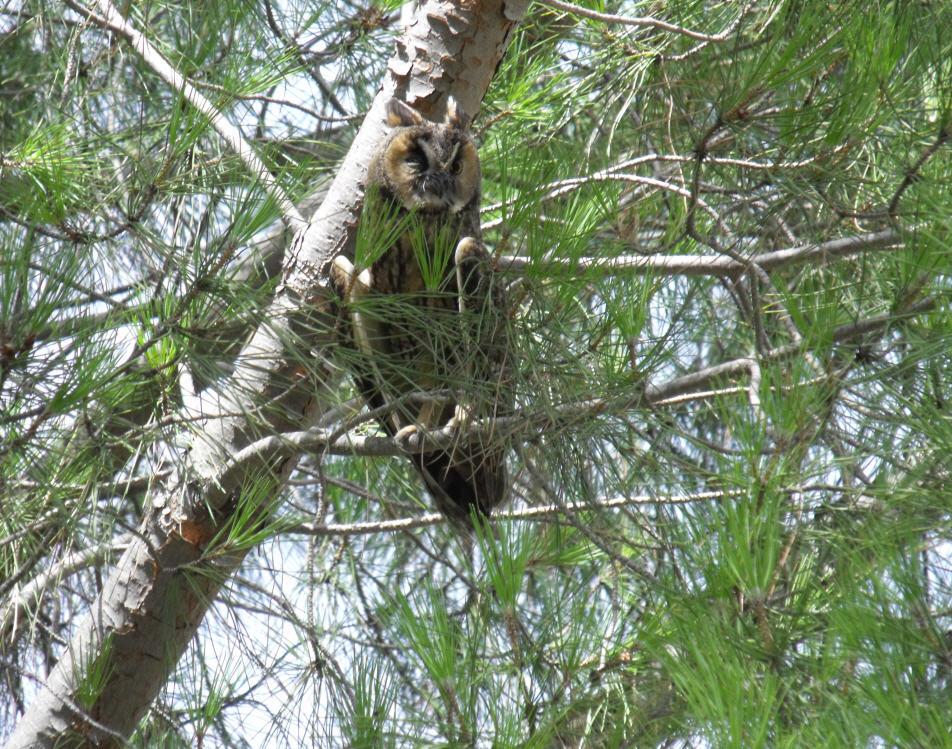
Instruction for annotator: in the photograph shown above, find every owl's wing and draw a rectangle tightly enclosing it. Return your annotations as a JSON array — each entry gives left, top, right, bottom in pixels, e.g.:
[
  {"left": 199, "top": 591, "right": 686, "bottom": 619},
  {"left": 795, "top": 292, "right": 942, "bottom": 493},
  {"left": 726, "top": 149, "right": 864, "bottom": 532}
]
[
  {"left": 453, "top": 237, "right": 511, "bottom": 420},
  {"left": 332, "top": 252, "right": 453, "bottom": 440},
  {"left": 416, "top": 236, "right": 512, "bottom": 523}
]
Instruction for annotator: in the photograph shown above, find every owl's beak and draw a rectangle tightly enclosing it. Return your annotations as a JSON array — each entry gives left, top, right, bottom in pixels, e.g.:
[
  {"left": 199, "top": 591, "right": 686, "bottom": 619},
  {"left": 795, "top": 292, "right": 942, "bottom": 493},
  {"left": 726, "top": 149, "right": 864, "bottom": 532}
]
[{"left": 415, "top": 173, "right": 457, "bottom": 211}]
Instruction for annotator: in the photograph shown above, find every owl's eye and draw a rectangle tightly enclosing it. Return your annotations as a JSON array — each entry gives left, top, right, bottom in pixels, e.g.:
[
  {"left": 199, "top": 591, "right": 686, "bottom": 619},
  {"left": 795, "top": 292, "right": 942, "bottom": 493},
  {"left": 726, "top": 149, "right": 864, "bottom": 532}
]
[{"left": 451, "top": 158, "right": 463, "bottom": 175}]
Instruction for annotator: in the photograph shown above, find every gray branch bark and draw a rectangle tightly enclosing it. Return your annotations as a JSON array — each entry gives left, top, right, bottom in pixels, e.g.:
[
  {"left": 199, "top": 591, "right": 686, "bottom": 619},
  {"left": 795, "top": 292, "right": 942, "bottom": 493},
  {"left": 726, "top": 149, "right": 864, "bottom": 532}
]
[{"left": 500, "top": 228, "right": 901, "bottom": 277}]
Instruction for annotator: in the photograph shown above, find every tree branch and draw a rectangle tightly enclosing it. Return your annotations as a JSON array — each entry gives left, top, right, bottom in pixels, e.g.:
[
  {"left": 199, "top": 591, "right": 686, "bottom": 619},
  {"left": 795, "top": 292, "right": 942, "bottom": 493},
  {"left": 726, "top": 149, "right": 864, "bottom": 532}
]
[
  {"left": 500, "top": 228, "right": 901, "bottom": 278},
  {"left": 210, "top": 293, "right": 938, "bottom": 484},
  {"left": 0, "top": 537, "right": 132, "bottom": 645},
  {"left": 646, "top": 296, "right": 937, "bottom": 403},
  {"left": 289, "top": 489, "right": 743, "bottom": 537}
]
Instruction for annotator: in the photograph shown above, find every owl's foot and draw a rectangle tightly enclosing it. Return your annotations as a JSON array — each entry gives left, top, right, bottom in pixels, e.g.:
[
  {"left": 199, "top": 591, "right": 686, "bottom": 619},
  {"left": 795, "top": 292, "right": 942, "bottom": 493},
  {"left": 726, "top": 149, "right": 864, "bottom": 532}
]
[
  {"left": 394, "top": 424, "right": 419, "bottom": 444},
  {"left": 331, "top": 256, "right": 376, "bottom": 360},
  {"left": 446, "top": 404, "right": 472, "bottom": 430},
  {"left": 330, "top": 255, "right": 355, "bottom": 294},
  {"left": 330, "top": 256, "right": 372, "bottom": 299}
]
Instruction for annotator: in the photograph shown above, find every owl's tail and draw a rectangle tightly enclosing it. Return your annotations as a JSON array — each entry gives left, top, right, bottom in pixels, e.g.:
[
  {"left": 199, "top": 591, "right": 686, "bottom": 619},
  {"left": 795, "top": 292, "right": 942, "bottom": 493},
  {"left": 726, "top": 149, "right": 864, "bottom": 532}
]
[{"left": 417, "top": 448, "right": 507, "bottom": 528}]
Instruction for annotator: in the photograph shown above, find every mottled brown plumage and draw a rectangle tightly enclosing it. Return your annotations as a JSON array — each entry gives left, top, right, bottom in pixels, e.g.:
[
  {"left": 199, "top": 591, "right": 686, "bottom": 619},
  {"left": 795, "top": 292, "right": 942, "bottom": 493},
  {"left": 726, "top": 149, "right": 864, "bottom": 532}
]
[{"left": 331, "top": 98, "right": 510, "bottom": 527}]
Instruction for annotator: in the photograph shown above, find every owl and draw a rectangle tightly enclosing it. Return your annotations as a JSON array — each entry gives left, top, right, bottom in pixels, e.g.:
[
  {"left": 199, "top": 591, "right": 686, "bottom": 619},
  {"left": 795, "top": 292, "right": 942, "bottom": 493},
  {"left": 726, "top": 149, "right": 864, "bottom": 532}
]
[{"left": 331, "top": 97, "right": 510, "bottom": 528}]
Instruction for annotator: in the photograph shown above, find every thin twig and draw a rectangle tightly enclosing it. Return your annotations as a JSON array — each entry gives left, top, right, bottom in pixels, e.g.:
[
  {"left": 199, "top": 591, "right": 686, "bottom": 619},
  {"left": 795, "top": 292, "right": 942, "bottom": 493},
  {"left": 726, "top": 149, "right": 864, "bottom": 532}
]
[
  {"left": 541, "top": 0, "right": 749, "bottom": 42},
  {"left": 888, "top": 127, "right": 951, "bottom": 216},
  {"left": 1, "top": 535, "right": 133, "bottom": 642},
  {"left": 290, "top": 489, "right": 742, "bottom": 537}
]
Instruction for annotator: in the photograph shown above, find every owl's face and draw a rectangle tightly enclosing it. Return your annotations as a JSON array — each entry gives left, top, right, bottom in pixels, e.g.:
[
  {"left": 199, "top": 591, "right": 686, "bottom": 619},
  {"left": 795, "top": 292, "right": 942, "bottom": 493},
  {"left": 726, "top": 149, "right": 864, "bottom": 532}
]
[{"left": 379, "top": 99, "right": 480, "bottom": 215}]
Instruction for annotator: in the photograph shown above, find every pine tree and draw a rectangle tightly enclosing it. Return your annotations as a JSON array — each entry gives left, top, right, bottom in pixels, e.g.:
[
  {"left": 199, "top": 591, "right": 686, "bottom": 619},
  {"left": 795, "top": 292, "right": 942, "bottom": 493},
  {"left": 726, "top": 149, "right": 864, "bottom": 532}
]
[{"left": 2, "top": 0, "right": 951, "bottom": 745}]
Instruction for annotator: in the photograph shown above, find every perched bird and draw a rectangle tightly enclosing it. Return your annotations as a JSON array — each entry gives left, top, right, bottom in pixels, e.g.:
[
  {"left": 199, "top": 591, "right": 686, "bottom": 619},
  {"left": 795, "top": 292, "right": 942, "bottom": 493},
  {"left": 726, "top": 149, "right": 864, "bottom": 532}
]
[{"left": 331, "top": 97, "right": 510, "bottom": 527}]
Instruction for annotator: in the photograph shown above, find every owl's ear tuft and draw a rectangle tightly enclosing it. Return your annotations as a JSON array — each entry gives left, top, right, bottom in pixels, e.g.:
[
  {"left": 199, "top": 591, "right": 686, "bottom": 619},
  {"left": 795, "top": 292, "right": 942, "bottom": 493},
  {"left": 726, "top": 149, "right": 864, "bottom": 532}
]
[
  {"left": 386, "top": 98, "right": 425, "bottom": 127},
  {"left": 444, "top": 97, "right": 471, "bottom": 131}
]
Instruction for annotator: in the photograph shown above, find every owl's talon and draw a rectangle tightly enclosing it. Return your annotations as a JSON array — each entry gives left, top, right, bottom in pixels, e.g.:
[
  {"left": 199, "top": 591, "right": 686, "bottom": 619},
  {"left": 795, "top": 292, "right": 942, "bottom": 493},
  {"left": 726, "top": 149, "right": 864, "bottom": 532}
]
[
  {"left": 331, "top": 256, "right": 373, "bottom": 299},
  {"left": 352, "top": 269, "right": 372, "bottom": 300}
]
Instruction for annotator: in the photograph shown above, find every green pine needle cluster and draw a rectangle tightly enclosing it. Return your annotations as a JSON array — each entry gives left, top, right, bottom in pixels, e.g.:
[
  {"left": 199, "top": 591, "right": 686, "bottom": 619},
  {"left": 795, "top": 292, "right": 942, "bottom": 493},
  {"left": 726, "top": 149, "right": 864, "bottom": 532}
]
[{"left": 2, "top": 0, "right": 952, "bottom": 746}]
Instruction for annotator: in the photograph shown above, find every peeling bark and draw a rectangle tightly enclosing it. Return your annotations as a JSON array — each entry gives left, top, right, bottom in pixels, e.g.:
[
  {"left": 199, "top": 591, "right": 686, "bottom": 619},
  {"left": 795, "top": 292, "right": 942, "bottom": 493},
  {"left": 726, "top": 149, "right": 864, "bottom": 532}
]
[{"left": 5, "top": 1, "right": 528, "bottom": 746}]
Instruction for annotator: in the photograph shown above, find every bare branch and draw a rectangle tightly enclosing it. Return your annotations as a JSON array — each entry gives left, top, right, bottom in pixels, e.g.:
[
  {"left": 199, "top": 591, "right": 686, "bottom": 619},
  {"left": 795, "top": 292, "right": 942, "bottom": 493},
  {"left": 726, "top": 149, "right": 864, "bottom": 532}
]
[
  {"left": 500, "top": 229, "right": 901, "bottom": 278},
  {"left": 646, "top": 296, "right": 937, "bottom": 403}
]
